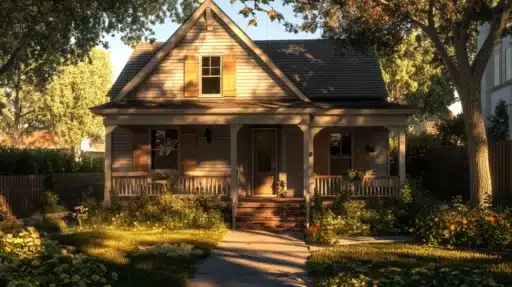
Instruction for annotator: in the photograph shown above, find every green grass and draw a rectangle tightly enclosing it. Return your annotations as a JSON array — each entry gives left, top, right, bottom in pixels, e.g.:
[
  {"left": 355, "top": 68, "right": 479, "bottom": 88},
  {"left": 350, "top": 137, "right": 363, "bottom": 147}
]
[
  {"left": 308, "top": 243, "right": 512, "bottom": 286},
  {"left": 51, "top": 228, "right": 227, "bottom": 287}
]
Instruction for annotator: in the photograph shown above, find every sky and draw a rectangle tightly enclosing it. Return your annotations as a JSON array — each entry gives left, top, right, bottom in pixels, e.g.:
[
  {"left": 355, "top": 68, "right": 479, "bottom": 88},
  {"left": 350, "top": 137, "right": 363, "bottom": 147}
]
[{"left": 104, "top": 0, "right": 462, "bottom": 115}]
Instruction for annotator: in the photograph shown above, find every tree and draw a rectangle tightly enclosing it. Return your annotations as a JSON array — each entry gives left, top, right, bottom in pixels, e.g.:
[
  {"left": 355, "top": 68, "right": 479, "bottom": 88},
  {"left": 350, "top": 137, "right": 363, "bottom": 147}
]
[
  {"left": 488, "top": 99, "right": 510, "bottom": 141},
  {"left": 379, "top": 31, "right": 456, "bottom": 122},
  {"left": 232, "top": 0, "right": 508, "bottom": 206},
  {"left": 0, "top": 66, "right": 47, "bottom": 145},
  {"left": 42, "top": 48, "right": 112, "bottom": 152},
  {"left": 0, "top": 0, "right": 200, "bottom": 87}
]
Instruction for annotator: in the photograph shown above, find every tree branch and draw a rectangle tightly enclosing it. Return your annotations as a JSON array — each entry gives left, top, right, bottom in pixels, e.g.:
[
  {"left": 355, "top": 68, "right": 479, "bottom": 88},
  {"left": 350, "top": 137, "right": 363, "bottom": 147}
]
[
  {"left": 0, "top": 47, "right": 21, "bottom": 75},
  {"left": 471, "top": 0, "right": 512, "bottom": 82}
]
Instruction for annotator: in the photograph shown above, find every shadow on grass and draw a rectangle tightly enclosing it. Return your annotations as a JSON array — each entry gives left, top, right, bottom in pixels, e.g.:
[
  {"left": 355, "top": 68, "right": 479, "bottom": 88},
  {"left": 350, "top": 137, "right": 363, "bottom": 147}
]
[
  {"left": 308, "top": 243, "right": 512, "bottom": 285},
  {"left": 51, "top": 229, "right": 224, "bottom": 287}
]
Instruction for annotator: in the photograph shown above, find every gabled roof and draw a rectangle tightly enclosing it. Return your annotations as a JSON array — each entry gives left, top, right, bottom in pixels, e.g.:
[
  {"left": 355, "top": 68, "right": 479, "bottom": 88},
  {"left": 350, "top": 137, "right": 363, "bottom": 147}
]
[
  {"left": 255, "top": 39, "right": 387, "bottom": 100},
  {"left": 111, "top": 0, "right": 309, "bottom": 102}
]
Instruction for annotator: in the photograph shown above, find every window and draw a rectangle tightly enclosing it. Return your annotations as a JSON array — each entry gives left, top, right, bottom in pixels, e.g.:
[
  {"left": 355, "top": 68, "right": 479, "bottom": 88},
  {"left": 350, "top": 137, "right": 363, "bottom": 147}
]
[
  {"left": 329, "top": 133, "right": 352, "bottom": 175},
  {"left": 151, "top": 129, "right": 179, "bottom": 170},
  {"left": 494, "top": 52, "right": 501, "bottom": 86},
  {"left": 506, "top": 47, "right": 512, "bottom": 81},
  {"left": 201, "top": 56, "right": 221, "bottom": 95}
]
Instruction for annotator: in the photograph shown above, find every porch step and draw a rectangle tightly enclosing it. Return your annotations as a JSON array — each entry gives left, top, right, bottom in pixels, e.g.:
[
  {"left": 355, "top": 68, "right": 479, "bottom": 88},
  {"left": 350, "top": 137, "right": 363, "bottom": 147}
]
[{"left": 235, "top": 197, "right": 306, "bottom": 231}]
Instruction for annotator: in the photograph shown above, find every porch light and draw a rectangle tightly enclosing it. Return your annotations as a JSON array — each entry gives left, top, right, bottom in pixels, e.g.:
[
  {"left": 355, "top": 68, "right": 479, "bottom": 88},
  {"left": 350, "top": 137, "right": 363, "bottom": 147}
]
[{"left": 205, "top": 128, "right": 213, "bottom": 143}]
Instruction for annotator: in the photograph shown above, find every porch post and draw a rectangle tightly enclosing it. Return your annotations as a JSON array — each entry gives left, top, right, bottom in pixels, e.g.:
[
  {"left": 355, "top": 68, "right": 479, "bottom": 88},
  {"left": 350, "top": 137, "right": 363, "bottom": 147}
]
[
  {"left": 508, "top": 105, "right": 512, "bottom": 140},
  {"left": 298, "top": 125, "right": 321, "bottom": 228},
  {"left": 104, "top": 125, "right": 116, "bottom": 206},
  {"left": 398, "top": 129, "right": 407, "bottom": 185},
  {"left": 230, "top": 124, "right": 242, "bottom": 230}
]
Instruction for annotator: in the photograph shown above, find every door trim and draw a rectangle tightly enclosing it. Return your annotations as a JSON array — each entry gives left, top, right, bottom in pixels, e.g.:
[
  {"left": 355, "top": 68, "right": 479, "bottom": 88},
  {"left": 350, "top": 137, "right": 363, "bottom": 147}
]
[{"left": 251, "top": 128, "right": 278, "bottom": 196}]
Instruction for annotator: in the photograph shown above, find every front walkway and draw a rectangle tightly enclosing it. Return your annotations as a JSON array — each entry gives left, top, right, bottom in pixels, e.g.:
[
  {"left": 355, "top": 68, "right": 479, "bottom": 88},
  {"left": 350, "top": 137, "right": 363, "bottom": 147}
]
[{"left": 187, "top": 230, "right": 310, "bottom": 287}]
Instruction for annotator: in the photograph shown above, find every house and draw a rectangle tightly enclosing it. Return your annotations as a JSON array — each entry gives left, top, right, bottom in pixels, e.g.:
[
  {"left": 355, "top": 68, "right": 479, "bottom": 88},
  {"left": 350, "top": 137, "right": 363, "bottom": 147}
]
[
  {"left": 91, "top": 0, "right": 415, "bottom": 229},
  {"left": 478, "top": 23, "right": 512, "bottom": 138}
]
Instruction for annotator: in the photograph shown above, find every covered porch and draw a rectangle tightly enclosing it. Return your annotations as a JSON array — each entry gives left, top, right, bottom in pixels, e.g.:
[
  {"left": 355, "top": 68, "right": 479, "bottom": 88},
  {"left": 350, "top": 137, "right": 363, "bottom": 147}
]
[{"left": 98, "top": 100, "right": 413, "bottom": 227}]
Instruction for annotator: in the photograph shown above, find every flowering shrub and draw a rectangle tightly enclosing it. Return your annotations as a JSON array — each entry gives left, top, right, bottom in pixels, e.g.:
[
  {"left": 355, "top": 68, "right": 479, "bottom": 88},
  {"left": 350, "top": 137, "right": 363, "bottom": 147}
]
[
  {"left": 80, "top": 192, "right": 227, "bottom": 230},
  {"left": 0, "top": 228, "right": 117, "bottom": 287},
  {"left": 415, "top": 197, "right": 512, "bottom": 250}
]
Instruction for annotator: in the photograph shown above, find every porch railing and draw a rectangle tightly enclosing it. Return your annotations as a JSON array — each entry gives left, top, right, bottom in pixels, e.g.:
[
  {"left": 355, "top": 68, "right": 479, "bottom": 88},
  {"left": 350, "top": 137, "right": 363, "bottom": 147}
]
[
  {"left": 314, "top": 175, "right": 400, "bottom": 197},
  {"left": 112, "top": 176, "right": 231, "bottom": 197}
]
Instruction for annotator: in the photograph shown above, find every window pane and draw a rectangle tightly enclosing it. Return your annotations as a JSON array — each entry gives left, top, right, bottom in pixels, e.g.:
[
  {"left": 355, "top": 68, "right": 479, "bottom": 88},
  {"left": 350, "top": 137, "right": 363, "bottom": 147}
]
[
  {"left": 506, "top": 48, "right": 512, "bottom": 81},
  {"left": 329, "top": 158, "right": 351, "bottom": 175},
  {"left": 210, "top": 56, "right": 220, "bottom": 67},
  {"left": 202, "top": 77, "right": 221, "bottom": 94},
  {"left": 211, "top": 67, "right": 220, "bottom": 76},
  {"left": 202, "top": 56, "right": 210, "bottom": 67},
  {"left": 329, "top": 133, "right": 341, "bottom": 156},
  {"left": 202, "top": 67, "right": 210, "bottom": 76},
  {"left": 494, "top": 52, "right": 501, "bottom": 86},
  {"left": 151, "top": 129, "right": 179, "bottom": 170},
  {"left": 341, "top": 134, "right": 351, "bottom": 155}
]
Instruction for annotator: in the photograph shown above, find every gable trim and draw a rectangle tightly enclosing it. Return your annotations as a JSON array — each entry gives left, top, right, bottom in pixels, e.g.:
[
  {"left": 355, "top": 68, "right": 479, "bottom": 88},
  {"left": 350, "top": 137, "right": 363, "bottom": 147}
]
[{"left": 112, "top": 0, "right": 310, "bottom": 102}]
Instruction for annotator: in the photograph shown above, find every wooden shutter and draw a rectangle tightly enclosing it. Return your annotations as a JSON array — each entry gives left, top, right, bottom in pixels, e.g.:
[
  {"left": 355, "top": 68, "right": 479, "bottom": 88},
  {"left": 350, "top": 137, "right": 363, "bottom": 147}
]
[
  {"left": 132, "top": 127, "right": 150, "bottom": 171},
  {"left": 222, "top": 54, "right": 236, "bottom": 97},
  {"left": 184, "top": 55, "right": 199, "bottom": 97}
]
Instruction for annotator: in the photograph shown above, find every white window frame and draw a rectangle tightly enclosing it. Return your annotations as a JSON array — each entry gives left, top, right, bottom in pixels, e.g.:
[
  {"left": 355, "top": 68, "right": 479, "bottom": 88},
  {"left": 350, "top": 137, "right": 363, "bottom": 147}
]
[
  {"left": 199, "top": 55, "right": 222, "bottom": 98},
  {"left": 328, "top": 132, "right": 354, "bottom": 176},
  {"left": 506, "top": 47, "right": 512, "bottom": 81},
  {"left": 494, "top": 51, "right": 501, "bottom": 87},
  {"left": 150, "top": 127, "right": 180, "bottom": 171}
]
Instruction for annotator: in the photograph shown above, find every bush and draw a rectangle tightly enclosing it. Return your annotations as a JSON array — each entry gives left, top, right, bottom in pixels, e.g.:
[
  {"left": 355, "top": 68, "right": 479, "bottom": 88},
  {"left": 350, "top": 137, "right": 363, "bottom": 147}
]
[
  {"left": 0, "top": 147, "right": 103, "bottom": 175},
  {"left": 0, "top": 227, "right": 117, "bottom": 287},
  {"left": 79, "top": 192, "right": 228, "bottom": 230},
  {"left": 43, "top": 191, "right": 67, "bottom": 214},
  {"left": 415, "top": 197, "right": 512, "bottom": 250}
]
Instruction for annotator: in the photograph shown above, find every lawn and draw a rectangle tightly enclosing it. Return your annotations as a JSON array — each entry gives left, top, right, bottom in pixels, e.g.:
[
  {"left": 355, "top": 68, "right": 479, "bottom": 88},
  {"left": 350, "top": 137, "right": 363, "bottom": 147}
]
[
  {"left": 51, "top": 228, "right": 227, "bottom": 287},
  {"left": 308, "top": 243, "right": 512, "bottom": 286}
]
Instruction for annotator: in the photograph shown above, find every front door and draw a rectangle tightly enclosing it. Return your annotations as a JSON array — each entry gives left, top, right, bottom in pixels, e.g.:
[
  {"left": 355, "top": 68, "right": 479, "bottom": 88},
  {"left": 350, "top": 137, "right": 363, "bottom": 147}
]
[{"left": 254, "top": 129, "right": 277, "bottom": 196}]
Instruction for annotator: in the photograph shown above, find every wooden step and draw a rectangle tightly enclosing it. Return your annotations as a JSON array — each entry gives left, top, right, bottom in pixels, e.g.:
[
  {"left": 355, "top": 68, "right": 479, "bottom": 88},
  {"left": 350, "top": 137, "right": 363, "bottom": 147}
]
[
  {"left": 238, "top": 202, "right": 305, "bottom": 208},
  {"left": 236, "top": 215, "right": 306, "bottom": 222},
  {"left": 236, "top": 207, "right": 305, "bottom": 215}
]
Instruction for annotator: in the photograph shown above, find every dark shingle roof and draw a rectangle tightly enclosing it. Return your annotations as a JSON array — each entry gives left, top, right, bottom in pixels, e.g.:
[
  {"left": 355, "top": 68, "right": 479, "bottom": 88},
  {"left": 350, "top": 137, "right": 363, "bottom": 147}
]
[
  {"left": 255, "top": 39, "right": 387, "bottom": 100},
  {"left": 108, "top": 39, "right": 388, "bottom": 100}
]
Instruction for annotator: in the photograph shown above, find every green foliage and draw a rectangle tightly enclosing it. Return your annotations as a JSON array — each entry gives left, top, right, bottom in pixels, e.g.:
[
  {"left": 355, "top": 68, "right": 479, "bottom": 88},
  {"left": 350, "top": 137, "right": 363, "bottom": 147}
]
[
  {"left": 0, "top": 0, "right": 200, "bottom": 87},
  {"left": 81, "top": 193, "right": 228, "bottom": 230},
  {"left": 308, "top": 243, "right": 512, "bottom": 287},
  {"left": 0, "top": 147, "right": 103, "bottom": 174},
  {"left": 43, "top": 192, "right": 66, "bottom": 214},
  {"left": 0, "top": 227, "right": 54, "bottom": 262},
  {"left": 488, "top": 99, "right": 510, "bottom": 141},
  {"left": 436, "top": 114, "right": 466, "bottom": 145},
  {"left": 415, "top": 197, "right": 512, "bottom": 250},
  {"left": 41, "top": 48, "right": 111, "bottom": 150}
]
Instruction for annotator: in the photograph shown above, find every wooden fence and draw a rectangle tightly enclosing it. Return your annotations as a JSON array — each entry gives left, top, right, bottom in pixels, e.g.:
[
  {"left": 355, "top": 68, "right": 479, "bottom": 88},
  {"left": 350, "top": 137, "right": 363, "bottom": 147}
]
[
  {"left": 314, "top": 176, "right": 401, "bottom": 198},
  {"left": 490, "top": 140, "right": 512, "bottom": 206},
  {"left": 0, "top": 173, "right": 104, "bottom": 217}
]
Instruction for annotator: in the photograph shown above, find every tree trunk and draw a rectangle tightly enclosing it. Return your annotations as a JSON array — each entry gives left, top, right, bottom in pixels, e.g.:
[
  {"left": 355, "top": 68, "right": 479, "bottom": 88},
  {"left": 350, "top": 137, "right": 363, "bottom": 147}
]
[
  {"left": 13, "top": 88, "right": 22, "bottom": 146},
  {"left": 457, "top": 84, "right": 493, "bottom": 207}
]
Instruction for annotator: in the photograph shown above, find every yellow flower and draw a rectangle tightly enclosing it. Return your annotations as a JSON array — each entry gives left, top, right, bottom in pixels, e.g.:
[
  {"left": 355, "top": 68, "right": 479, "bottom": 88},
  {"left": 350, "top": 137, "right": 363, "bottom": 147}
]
[{"left": 449, "top": 224, "right": 455, "bottom": 231}]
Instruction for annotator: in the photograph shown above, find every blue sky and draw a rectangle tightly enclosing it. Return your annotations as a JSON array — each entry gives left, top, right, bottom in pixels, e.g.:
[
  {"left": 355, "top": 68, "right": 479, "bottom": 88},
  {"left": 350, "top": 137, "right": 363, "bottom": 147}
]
[{"left": 105, "top": 1, "right": 321, "bottom": 80}]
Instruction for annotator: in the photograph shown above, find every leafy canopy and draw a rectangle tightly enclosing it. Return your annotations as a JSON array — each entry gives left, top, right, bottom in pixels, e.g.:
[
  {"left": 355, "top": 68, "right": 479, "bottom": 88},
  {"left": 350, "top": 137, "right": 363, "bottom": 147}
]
[{"left": 0, "top": 0, "right": 201, "bottom": 87}]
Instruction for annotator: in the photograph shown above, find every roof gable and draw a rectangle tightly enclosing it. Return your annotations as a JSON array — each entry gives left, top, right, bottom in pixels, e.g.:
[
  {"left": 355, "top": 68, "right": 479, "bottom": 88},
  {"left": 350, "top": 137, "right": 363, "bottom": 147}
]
[{"left": 111, "top": 0, "right": 309, "bottom": 102}]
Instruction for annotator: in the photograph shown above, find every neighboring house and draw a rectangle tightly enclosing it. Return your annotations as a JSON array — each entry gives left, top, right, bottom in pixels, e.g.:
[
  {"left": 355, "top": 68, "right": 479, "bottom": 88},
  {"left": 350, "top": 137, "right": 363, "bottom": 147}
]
[
  {"left": 478, "top": 24, "right": 512, "bottom": 138},
  {"left": 91, "top": 0, "right": 415, "bottom": 229}
]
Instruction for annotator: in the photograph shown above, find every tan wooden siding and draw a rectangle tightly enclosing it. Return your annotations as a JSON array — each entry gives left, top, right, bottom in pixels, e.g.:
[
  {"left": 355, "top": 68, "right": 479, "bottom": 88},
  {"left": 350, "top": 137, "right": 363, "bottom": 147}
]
[
  {"left": 284, "top": 126, "right": 304, "bottom": 197},
  {"left": 314, "top": 129, "right": 329, "bottom": 175},
  {"left": 112, "top": 127, "right": 133, "bottom": 171},
  {"left": 180, "top": 129, "right": 197, "bottom": 171},
  {"left": 132, "top": 127, "right": 151, "bottom": 171},
  {"left": 238, "top": 126, "right": 252, "bottom": 193},
  {"left": 194, "top": 126, "right": 230, "bottom": 171},
  {"left": 127, "top": 14, "right": 291, "bottom": 99}
]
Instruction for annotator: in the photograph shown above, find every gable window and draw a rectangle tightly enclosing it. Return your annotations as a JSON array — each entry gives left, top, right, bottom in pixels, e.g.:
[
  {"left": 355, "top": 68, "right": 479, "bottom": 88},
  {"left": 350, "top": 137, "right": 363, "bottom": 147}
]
[
  {"left": 329, "top": 133, "right": 352, "bottom": 175},
  {"left": 201, "top": 56, "right": 221, "bottom": 95},
  {"left": 151, "top": 129, "right": 179, "bottom": 170}
]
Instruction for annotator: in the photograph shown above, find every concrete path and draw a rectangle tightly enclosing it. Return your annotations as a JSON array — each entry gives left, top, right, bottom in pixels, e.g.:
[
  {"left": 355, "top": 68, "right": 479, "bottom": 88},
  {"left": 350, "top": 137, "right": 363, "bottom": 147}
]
[{"left": 187, "top": 230, "right": 310, "bottom": 287}]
